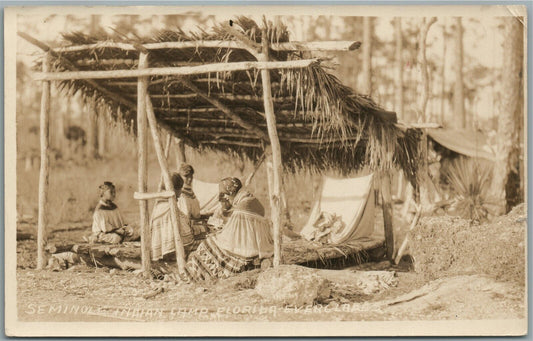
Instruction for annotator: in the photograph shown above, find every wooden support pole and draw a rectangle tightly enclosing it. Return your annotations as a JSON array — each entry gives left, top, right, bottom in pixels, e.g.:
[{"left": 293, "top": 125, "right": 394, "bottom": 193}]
[
  {"left": 174, "top": 137, "right": 186, "bottom": 169},
  {"left": 394, "top": 207, "right": 421, "bottom": 265},
  {"left": 381, "top": 172, "right": 394, "bottom": 261},
  {"left": 419, "top": 130, "right": 431, "bottom": 212},
  {"left": 97, "top": 110, "right": 106, "bottom": 158},
  {"left": 86, "top": 98, "right": 97, "bottom": 159},
  {"left": 244, "top": 152, "right": 267, "bottom": 187},
  {"left": 401, "top": 182, "right": 414, "bottom": 220},
  {"left": 37, "top": 52, "right": 51, "bottom": 270},
  {"left": 134, "top": 191, "right": 176, "bottom": 200},
  {"left": 260, "top": 32, "right": 284, "bottom": 267},
  {"left": 158, "top": 132, "right": 173, "bottom": 191},
  {"left": 146, "top": 94, "right": 187, "bottom": 272},
  {"left": 137, "top": 52, "right": 151, "bottom": 276}
]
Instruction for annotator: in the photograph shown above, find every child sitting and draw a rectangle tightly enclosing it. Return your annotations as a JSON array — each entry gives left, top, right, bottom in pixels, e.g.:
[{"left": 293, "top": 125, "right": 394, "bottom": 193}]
[{"left": 89, "top": 181, "right": 132, "bottom": 244}]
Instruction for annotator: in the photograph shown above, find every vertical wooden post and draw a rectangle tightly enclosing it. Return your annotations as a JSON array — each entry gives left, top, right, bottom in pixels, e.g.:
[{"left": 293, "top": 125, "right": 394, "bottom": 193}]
[
  {"left": 174, "top": 137, "right": 186, "bottom": 169},
  {"left": 419, "top": 131, "right": 431, "bottom": 211},
  {"left": 381, "top": 172, "right": 394, "bottom": 261},
  {"left": 260, "top": 31, "right": 283, "bottom": 267},
  {"left": 137, "top": 52, "right": 151, "bottom": 276},
  {"left": 37, "top": 52, "right": 51, "bottom": 270},
  {"left": 86, "top": 97, "right": 97, "bottom": 158},
  {"left": 97, "top": 110, "right": 106, "bottom": 158},
  {"left": 146, "top": 96, "right": 187, "bottom": 272}
]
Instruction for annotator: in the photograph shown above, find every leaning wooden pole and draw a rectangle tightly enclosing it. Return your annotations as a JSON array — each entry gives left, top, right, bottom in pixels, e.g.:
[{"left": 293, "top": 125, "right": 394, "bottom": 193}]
[
  {"left": 260, "top": 31, "right": 284, "bottom": 267},
  {"left": 137, "top": 52, "right": 151, "bottom": 276},
  {"left": 145, "top": 94, "right": 187, "bottom": 272},
  {"left": 174, "top": 137, "right": 186, "bottom": 169},
  {"left": 37, "top": 52, "right": 51, "bottom": 270},
  {"left": 158, "top": 132, "right": 173, "bottom": 191},
  {"left": 381, "top": 172, "right": 394, "bottom": 261}
]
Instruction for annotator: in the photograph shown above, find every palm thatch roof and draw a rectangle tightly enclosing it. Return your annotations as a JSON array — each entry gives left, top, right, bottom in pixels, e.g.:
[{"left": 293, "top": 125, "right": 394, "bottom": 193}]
[{"left": 39, "top": 17, "right": 420, "bottom": 180}]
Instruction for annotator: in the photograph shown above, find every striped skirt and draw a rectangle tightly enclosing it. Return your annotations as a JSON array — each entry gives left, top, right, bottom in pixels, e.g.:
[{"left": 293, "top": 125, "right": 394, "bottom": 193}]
[{"left": 179, "top": 236, "right": 252, "bottom": 282}]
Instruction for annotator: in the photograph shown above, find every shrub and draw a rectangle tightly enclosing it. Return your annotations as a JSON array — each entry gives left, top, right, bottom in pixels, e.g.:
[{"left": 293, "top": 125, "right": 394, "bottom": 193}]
[{"left": 444, "top": 157, "right": 498, "bottom": 222}]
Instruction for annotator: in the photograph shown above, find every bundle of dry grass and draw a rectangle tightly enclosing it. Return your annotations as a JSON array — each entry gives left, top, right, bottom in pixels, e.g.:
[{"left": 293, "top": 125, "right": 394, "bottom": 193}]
[
  {"left": 409, "top": 204, "right": 526, "bottom": 286},
  {"left": 34, "top": 16, "right": 420, "bottom": 180}
]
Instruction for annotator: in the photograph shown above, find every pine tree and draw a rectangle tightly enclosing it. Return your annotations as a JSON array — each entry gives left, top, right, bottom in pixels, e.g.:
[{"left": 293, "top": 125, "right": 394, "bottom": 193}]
[{"left": 492, "top": 16, "right": 524, "bottom": 213}]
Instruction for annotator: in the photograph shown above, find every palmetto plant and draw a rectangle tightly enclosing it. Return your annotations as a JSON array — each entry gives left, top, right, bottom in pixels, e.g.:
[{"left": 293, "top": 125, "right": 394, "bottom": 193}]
[{"left": 445, "top": 157, "right": 497, "bottom": 222}]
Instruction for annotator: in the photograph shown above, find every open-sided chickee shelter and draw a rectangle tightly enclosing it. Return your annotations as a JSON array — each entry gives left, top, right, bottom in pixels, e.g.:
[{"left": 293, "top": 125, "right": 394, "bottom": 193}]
[{"left": 22, "top": 17, "right": 420, "bottom": 275}]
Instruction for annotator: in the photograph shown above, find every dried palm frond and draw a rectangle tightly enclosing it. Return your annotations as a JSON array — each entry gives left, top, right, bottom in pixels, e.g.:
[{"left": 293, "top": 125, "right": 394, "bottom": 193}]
[{"left": 35, "top": 17, "right": 420, "bottom": 179}]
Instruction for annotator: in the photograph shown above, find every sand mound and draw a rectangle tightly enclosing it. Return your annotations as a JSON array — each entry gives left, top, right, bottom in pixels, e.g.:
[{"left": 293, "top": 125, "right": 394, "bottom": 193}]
[{"left": 409, "top": 204, "right": 526, "bottom": 286}]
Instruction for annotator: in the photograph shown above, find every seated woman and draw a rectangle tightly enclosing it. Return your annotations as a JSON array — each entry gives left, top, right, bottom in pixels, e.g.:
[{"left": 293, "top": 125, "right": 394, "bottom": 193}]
[
  {"left": 180, "top": 177, "right": 273, "bottom": 282},
  {"left": 151, "top": 173, "right": 197, "bottom": 261},
  {"left": 177, "top": 163, "right": 201, "bottom": 220},
  {"left": 90, "top": 182, "right": 132, "bottom": 244}
]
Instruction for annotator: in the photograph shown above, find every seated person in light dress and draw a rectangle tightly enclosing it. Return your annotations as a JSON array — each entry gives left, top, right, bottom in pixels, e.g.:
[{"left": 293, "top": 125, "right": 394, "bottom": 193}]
[
  {"left": 212, "top": 177, "right": 273, "bottom": 259},
  {"left": 151, "top": 173, "right": 198, "bottom": 261},
  {"left": 178, "top": 178, "right": 273, "bottom": 282},
  {"left": 90, "top": 182, "right": 132, "bottom": 244},
  {"left": 177, "top": 163, "right": 201, "bottom": 220}
]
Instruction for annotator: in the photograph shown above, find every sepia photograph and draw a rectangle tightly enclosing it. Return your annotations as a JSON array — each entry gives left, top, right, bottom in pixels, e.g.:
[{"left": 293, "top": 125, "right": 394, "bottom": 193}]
[{"left": 4, "top": 5, "right": 528, "bottom": 336}]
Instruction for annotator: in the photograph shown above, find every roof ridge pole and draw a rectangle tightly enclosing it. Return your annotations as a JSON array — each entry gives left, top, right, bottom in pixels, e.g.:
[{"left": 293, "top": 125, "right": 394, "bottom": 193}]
[
  {"left": 260, "top": 30, "right": 284, "bottom": 267},
  {"left": 145, "top": 90, "right": 187, "bottom": 273},
  {"left": 37, "top": 52, "right": 51, "bottom": 270},
  {"left": 137, "top": 52, "right": 151, "bottom": 277}
]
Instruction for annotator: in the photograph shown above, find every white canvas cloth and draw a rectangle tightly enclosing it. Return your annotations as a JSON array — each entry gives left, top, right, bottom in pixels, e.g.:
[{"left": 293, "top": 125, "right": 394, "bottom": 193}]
[
  {"left": 300, "top": 173, "right": 375, "bottom": 244},
  {"left": 192, "top": 179, "right": 221, "bottom": 215}
]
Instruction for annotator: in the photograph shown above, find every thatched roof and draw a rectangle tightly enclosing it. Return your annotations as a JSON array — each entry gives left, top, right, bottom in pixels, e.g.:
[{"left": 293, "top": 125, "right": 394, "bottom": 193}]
[{"left": 39, "top": 17, "right": 420, "bottom": 180}]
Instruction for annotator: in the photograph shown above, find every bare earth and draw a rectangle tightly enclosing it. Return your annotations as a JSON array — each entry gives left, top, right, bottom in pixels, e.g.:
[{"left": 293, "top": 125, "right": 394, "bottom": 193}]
[
  {"left": 16, "top": 203, "right": 526, "bottom": 323},
  {"left": 17, "top": 262, "right": 525, "bottom": 322}
]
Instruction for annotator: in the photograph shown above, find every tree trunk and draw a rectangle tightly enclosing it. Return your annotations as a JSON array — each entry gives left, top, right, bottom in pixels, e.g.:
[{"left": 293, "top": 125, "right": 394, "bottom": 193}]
[
  {"left": 417, "top": 17, "right": 437, "bottom": 123},
  {"left": 453, "top": 17, "right": 465, "bottom": 129},
  {"left": 440, "top": 21, "right": 447, "bottom": 125},
  {"left": 393, "top": 18, "right": 404, "bottom": 119},
  {"left": 417, "top": 17, "right": 437, "bottom": 211},
  {"left": 492, "top": 16, "right": 524, "bottom": 214},
  {"left": 361, "top": 17, "right": 373, "bottom": 96}
]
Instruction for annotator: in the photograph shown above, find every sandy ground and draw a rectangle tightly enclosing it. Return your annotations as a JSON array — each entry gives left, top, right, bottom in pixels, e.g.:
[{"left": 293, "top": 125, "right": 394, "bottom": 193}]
[
  {"left": 15, "top": 205, "right": 526, "bottom": 323},
  {"left": 16, "top": 262, "right": 525, "bottom": 322}
]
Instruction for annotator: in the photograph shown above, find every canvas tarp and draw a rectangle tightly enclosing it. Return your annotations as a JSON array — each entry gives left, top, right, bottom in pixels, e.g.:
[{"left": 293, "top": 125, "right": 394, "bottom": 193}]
[
  {"left": 426, "top": 128, "right": 497, "bottom": 162},
  {"left": 192, "top": 179, "right": 220, "bottom": 215},
  {"left": 300, "top": 173, "right": 376, "bottom": 244}
]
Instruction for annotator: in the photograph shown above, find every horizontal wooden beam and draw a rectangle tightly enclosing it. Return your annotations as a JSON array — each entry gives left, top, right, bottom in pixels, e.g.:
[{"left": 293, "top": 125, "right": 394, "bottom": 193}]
[
  {"left": 34, "top": 59, "right": 319, "bottom": 81},
  {"left": 53, "top": 40, "right": 361, "bottom": 53},
  {"left": 405, "top": 122, "right": 441, "bottom": 129},
  {"left": 149, "top": 93, "right": 294, "bottom": 102},
  {"left": 105, "top": 79, "right": 282, "bottom": 90},
  {"left": 18, "top": 32, "right": 138, "bottom": 111},
  {"left": 164, "top": 116, "right": 315, "bottom": 128},
  {"left": 133, "top": 190, "right": 175, "bottom": 200},
  {"left": 175, "top": 126, "right": 363, "bottom": 144},
  {"left": 156, "top": 106, "right": 333, "bottom": 121},
  {"left": 75, "top": 58, "right": 138, "bottom": 67},
  {"left": 76, "top": 59, "right": 206, "bottom": 67},
  {"left": 201, "top": 139, "right": 262, "bottom": 148},
  {"left": 279, "top": 41, "right": 361, "bottom": 52}
]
